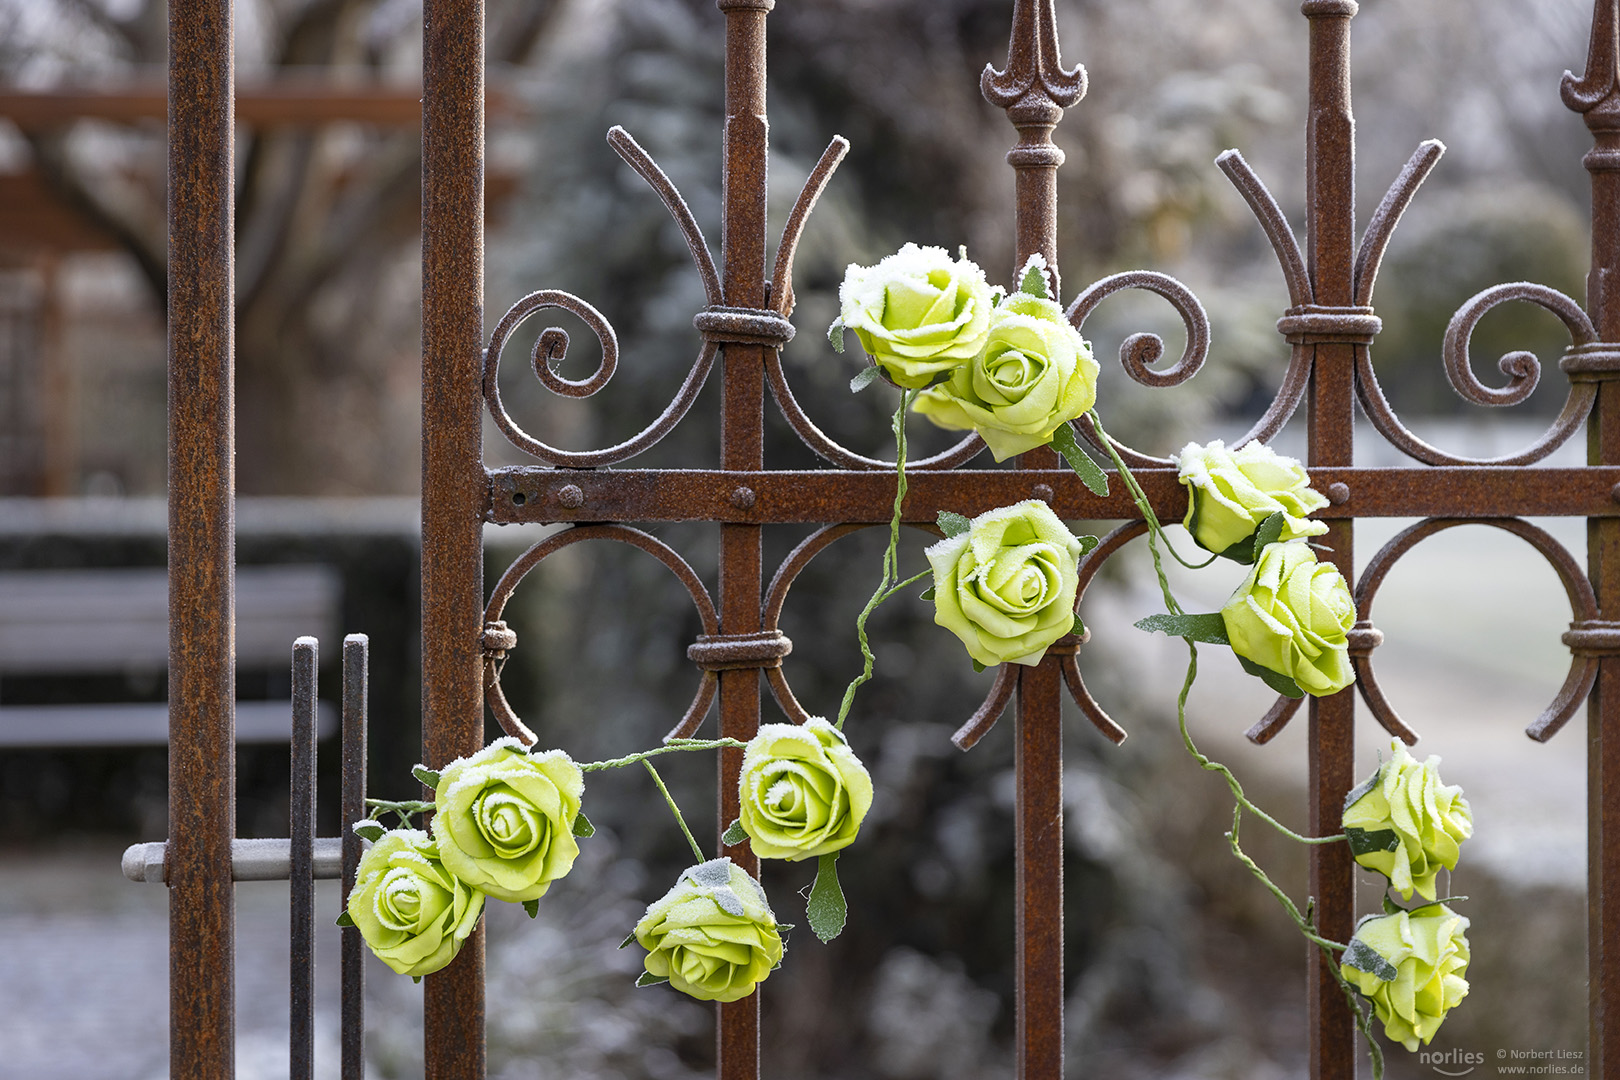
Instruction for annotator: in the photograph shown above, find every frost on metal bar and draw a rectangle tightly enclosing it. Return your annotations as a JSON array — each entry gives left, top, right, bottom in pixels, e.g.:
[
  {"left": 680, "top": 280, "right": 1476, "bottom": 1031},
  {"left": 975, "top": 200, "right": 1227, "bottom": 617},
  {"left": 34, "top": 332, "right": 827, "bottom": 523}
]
[{"left": 121, "top": 837, "right": 344, "bottom": 884}]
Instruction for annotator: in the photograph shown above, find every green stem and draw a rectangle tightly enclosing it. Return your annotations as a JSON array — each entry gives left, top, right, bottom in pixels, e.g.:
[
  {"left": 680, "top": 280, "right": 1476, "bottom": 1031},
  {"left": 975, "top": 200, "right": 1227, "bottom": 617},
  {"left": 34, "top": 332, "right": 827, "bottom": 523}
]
[
  {"left": 642, "top": 759, "right": 706, "bottom": 864},
  {"left": 1087, "top": 411, "right": 1181, "bottom": 616},
  {"left": 364, "top": 798, "right": 434, "bottom": 828},
  {"left": 836, "top": 388, "right": 922, "bottom": 730},
  {"left": 580, "top": 738, "right": 749, "bottom": 773}
]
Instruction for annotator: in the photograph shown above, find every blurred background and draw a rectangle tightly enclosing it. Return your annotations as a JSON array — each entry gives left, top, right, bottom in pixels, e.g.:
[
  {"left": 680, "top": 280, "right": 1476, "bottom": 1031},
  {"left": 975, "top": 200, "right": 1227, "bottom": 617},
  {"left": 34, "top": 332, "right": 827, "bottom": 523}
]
[{"left": 0, "top": 0, "right": 1596, "bottom": 1076}]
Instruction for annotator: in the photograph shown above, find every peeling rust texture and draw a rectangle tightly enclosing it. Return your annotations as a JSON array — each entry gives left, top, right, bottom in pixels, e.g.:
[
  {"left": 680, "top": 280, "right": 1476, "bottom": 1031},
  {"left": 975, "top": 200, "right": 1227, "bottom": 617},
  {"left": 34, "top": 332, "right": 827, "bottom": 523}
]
[
  {"left": 421, "top": 0, "right": 487, "bottom": 1073},
  {"left": 167, "top": 0, "right": 237, "bottom": 1074}
]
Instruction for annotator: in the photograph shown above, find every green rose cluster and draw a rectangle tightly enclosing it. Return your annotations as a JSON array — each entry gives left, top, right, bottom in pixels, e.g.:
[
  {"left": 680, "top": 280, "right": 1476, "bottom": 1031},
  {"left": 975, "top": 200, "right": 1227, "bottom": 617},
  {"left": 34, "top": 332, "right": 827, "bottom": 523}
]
[{"left": 1342, "top": 903, "right": 1472, "bottom": 1051}]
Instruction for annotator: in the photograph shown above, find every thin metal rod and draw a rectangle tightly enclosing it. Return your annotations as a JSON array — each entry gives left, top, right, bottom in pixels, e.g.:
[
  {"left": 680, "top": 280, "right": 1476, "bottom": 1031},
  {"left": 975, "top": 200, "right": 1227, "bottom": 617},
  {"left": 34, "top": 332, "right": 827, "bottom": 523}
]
[
  {"left": 1301, "top": 5, "right": 1359, "bottom": 1079},
  {"left": 420, "top": 0, "right": 488, "bottom": 1073},
  {"left": 122, "top": 838, "right": 344, "bottom": 882},
  {"left": 341, "top": 634, "right": 369, "bottom": 1080},
  {"left": 166, "top": 0, "right": 236, "bottom": 1073},
  {"left": 290, "top": 637, "right": 318, "bottom": 1080}
]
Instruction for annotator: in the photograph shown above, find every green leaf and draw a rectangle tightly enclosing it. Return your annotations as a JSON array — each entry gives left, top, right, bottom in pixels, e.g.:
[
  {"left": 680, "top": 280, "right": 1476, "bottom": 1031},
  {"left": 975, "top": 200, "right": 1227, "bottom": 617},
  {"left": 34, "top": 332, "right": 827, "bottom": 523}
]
[
  {"left": 523, "top": 899, "right": 540, "bottom": 919},
  {"left": 1382, "top": 893, "right": 1404, "bottom": 916},
  {"left": 919, "top": 585, "right": 936, "bottom": 602},
  {"left": 412, "top": 975, "right": 422, "bottom": 984},
  {"left": 1214, "top": 537, "right": 1258, "bottom": 565},
  {"left": 721, "top": 819, "right": 749, "bottom": 847},
  {"left": 1236, "top": 655, "right": 1307, "bottom": 699},
  {"left": 937, "top": 511, "right": 972, "bottom": 538},
  {"left": 1050, "top": 423, "right": 1108, "bottom": 497},
  {"left": 849, "top": 364, "right": 880, "bottom": 393},
  {"left": 1251, "top": 511, "right": 1287, "bottom": 560},
  {"left": 352, "top": 820, "right": 386, "bottom": 843},
  {"left": 411, "top": 764, "right": 442, "bottom": 792},
  {"left": 619, "top": 931, "right": 637, "bottom": 950},
  {"left": 828, "top": 317, "right": 846, "bottom": 354},
  {"left": 1346, "top": 827, "right": 1400, "bottom": 858},
  {"left": 807, "top": 853, "right": 848, "bottom": 943},
  {"left": 1073, "top": 615, "right": 1087, "bottom": 637},
  {"left": 971, "top": 659, "right": 987, "bottom": 673},
  {"left": 1342, "top": 937, "right": 1399, "bottom": 983},
  {"left": 1019, "top": 254, "right": 1050, "bottom": 300},
  {"left": 335, "top": 911, "right": 355, "bottom": 928},
  {"left": 635, "top": 972, "right": 670, "bottom": 988},
  {"left": 572, "top": 811, "right": 595, "bottom": 838},
  {"left": 1134, "top": 612, "right": 1230, "bottom": 646}
]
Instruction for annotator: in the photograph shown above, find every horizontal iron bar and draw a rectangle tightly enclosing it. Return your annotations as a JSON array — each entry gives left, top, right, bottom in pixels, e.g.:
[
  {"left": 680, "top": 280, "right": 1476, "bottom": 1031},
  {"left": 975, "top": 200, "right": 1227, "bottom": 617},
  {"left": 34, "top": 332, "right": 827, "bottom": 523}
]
[
  {"left": 122, "top": 838, "right": 343, "bottom": 884},
  {"left": 489, "top": 466, "right": 1620, "bottom": 524}
]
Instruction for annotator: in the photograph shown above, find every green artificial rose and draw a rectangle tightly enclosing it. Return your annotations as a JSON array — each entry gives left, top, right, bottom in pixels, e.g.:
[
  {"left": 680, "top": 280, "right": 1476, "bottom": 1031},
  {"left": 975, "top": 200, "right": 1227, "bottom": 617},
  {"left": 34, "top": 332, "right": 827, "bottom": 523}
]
[
  {"left": 833, "top": 242, "right": 995, "bottom": 389},
  {"left": 738, "top": 716, "right": 873, "bottom": 861},
  {"left": 1344, "top": 741, "right": 1473, "bottom": 902},
  {"left": 634, "top": 857, "right": 784, "bottom": 1003},
  {"left": 1220, "top": 540, "right": 1355, "bottom": 696},
  {"left": 346, "top": 828, "right": 485, "bottom": 978},
  {"left": 926, "top": 499, "right": 1083, "bottom": 667},
  {"left": 431, "top": 738, "right": 585, "bottom": 904},
  {"left": 1340, "top": 903, "right": 1471, "bottom": 1052},
  {"left": 1175, "top": 439, "right": 1330, "bottom": 557},
  {"left": 913, "top": 291, "right": 1100, "bottom": 461}
]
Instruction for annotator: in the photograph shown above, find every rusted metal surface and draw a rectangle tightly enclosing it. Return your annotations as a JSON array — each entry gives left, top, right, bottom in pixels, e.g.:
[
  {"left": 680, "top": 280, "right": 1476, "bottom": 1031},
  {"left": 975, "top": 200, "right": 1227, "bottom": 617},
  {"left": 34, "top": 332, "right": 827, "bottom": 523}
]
[
  {"left": 166, "top": 0, "right": 237, "bottom": 1074},
  {"left": 291, "top": 638, "right": 319, "bottom": 1080},
  {"left": 420, "top": 0, "right": 488, "bottom": 1073},
  {"left": 341, "top": 635, "right": 370, "bottom": 1080}
]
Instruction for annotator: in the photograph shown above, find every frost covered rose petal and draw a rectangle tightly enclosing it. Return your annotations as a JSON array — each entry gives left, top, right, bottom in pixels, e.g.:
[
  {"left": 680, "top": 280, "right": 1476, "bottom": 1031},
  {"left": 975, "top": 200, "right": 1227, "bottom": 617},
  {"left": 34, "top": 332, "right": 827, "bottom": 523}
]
[
  {"left": 1341, "top": 904, "right": 1471, "bottom": 1052},
  {"left": 346, "top": 829, "right": 484, "bottom": 978},
  {"left": 1344, "top": 741, "right": 1473, "bottom": 902},
  {"left": 914, "top": 291, "right": 1099, "bottom": 461},
  {"left": 835, "top": 243, "right": 995, "bottom": 389},
  {"left": 739, "top": 717, "right": 873, "bottom": 861},
  {"left": 927, "top": 499, "right": 1083, "bottom": 667},
  {"left": 1220, "top": 540, "right": 1355, "bottom": 696},
  {"left": 634, "top": 858, "right": 784, "bottom": 1003},
  {"left": 430, "top": 738, "right": 585, "bottom": 904},
  {"left": 1176, "top": 440, "right": 1330, "bottom": 556}
]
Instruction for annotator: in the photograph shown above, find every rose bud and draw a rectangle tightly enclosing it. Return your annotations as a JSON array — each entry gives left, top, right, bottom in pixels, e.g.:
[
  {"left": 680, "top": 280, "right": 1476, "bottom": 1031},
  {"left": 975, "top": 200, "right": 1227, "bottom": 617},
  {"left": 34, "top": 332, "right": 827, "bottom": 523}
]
[
  {"left": 1220, "top": 540, "right": 1355, "bottom": 696},
  {"left": 914, "top": 290, "right": 1099, "bottom": 461},
  {"left": 634, "top": 858, "right": 784, "bottom": 1003},
  {"left": 738, "top": 717, "right": 873, "bottom": 861},
  {"left": 1344, "top": 741, "right": 1473, "bottom": 902},
  {"left": 831, "top": 243, "right": 995, "bottom": 389},
  {"left": 926, "top": 499, "right": 1084, "bottom": 668},
  {"left": 1340, "top": 903, "right": 1471, "bottom": 1052},
  {"left": 430, "top": 738, "right": 586, "bottom": 904},
  {"left": 1175, "top": 440, "right": 1329, "bottom": 558},
  {"left": 345, "top": 829, "right": 484, "bottom": 978}
]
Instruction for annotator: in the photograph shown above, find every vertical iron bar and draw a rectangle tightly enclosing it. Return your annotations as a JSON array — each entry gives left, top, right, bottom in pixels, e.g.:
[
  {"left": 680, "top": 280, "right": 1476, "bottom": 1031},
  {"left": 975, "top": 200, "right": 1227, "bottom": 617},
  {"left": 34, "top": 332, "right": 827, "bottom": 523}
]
[
  {"left": 291, "top": 637, "right": 319, "bottom": 1080},
  {"left": 421, "top": 0, "right": 487, "bottom": 1074},
  {"left": 1301, "top": 4, "right": 1359, "bottom": 1080},
  {"left": 1569, "top": 3, "right": 1620, "bottom": 1074},
  {"left": 716, "top": 3, "right": 770, "bottom": 1076},
  {"left": 987, "top": 3, "right": 1084, "bottom": 1076},
  {"left": 341, "top": 634, "right": 370, "bottom": 1080},
  {"left": 166, "top": 0, "right": 236, "bottom": 1074}
]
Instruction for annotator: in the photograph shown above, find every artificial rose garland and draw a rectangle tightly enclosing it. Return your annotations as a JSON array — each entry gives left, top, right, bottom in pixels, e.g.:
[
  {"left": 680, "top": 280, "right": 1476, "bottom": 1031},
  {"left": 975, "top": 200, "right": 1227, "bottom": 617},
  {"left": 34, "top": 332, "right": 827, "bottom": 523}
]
[
  {"left": 925, "top": 499, "right": 1085, "bottom": 668},
  {"left": 431, "top": 739, "right": 585, "bottom": 903},
  {"left": 345, "top": 829, "right": 485, "bottom": 978},
  {"left": 1175, "top": 439, "right": 1330, "bottom": 559},
  {"left": 830, "top": 242, "right": 996, "bottom": 389},
  {"left": 1344, "top": 742, "right": 1474, "bottom": 902},
  {"left": 914, "top": 287, "right": 1099, "bottom": 461},
  {"left": 1341, "top": 904, "right": 1472, "bottom": 1052},
  {"left": 633, "top": 857, "right": 784, "bottom": 1003},
  {"left": 1220, "top": 539, "right": 1356, "bottom": 696},
  {"left": 737, "top": 717, "right": 873, "bottom": 861}
]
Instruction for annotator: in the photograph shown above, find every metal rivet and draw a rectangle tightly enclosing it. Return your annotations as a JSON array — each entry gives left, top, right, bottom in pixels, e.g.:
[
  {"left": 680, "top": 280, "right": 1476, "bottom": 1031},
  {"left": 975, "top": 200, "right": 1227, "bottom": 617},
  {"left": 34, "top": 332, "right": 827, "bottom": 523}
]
[
  {"left": 511, "top": 491, "right": 526, "bottom": 506},
  {"left": 1611, "top": 481, "right": 1620, "bottom": 505},
  {"left": 730, "top": 486, "right": 757, "bottom": 509},
  {"left": 1327, "top": 482, "right": 1350, "bottom": 505},
  {"left": 557, "top": 484, "right": 585, "bottom": 509},
  {"left": 1032, "top": 483, "right": 1054, "bottom": 502}
]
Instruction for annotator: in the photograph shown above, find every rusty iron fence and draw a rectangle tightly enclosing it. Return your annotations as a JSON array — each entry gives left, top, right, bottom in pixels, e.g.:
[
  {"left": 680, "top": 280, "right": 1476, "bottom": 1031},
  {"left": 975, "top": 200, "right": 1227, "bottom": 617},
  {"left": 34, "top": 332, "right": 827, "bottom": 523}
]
[{"left": 151, "top": 0, "right": 1620, "bottom": 1076}]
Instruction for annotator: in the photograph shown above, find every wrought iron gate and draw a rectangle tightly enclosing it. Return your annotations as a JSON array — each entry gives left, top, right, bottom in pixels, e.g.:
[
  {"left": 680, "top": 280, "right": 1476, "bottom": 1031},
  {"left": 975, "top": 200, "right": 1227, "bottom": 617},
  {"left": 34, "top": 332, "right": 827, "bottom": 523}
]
[{"left": 156, "top": 0, "right": 1620, "bottom": 1076}]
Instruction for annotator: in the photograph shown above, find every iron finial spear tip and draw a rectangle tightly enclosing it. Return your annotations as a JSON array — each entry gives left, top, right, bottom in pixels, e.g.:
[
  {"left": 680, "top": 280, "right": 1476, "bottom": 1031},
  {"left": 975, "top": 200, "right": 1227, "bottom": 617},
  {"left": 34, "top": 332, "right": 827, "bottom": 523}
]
[
  {"left": 1564, "top": 0, "right": 1620, "bottom": 114},
  {"left": 982, "top": 0, "right": 1086, "bottom": 114}
]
